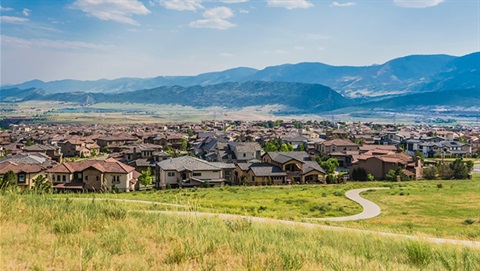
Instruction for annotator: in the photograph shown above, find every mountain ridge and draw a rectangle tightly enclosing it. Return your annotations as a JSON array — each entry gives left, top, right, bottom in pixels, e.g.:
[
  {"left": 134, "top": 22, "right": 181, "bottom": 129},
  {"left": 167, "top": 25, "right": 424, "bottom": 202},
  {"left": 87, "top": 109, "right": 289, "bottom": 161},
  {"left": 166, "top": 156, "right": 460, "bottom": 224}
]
[{"left": 2, "top": 52, "right": 478, "bottom": 97}]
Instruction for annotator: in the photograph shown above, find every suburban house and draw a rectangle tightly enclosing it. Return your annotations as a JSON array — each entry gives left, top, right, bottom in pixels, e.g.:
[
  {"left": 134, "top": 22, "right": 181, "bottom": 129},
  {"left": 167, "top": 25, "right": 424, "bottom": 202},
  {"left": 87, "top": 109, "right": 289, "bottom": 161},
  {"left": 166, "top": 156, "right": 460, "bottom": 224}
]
[
  {"left": 404, "top": 138, "right": 472, "bottom": 158},
  {"left": 234, "top": 162, "right": 287, "bottom": 185},
  {"left": 262, "top": 151, "right": 326, "bottom": 184},
  {"left": 96, "top": 136, "right": 137, "bottom": 151},
  {"left": 0, "top": 161, "right": 47, "bottom": 189},
  {"left": 23, "top": 144, "right": 63, "bottom": 162},
  {"left": 58, "top": 139, "right": 100, "bottom": 158},
  {"left": 349, "top": 151, "right": 423, "bottom": 180},
  {"left": 156, "top": 156, "right": 227, "bottom": 189},
  {"left": 46, "top": 158, "right": 138, "bottom": 192},
  {"left": 316, "top": 139, "right": 360, "bottom": 155}
]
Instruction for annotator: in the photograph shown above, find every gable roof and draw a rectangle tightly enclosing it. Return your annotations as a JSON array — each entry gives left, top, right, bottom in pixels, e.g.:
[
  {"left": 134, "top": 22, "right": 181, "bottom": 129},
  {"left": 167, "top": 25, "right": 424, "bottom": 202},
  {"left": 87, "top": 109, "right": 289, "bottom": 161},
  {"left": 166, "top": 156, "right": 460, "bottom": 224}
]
[
  {"left": 47, "top": 159, "right": 134, "bottom": 174},
  {"left": 265, "top": 151, "right": 310, "bottom": 164},
  {"left": 157, "top": 156, "right": 221, "bottom": 172}
]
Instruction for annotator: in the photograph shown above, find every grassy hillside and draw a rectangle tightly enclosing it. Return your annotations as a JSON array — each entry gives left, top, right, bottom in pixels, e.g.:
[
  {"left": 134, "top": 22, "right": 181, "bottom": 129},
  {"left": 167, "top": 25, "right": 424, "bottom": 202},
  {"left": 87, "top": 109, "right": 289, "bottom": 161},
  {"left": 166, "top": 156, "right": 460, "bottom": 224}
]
[
  {"left": 52, "top": 179, "right": 480, "bottom": 241},
  {"left": 1, "top": 192, "right": 479, "bottom": 270}
]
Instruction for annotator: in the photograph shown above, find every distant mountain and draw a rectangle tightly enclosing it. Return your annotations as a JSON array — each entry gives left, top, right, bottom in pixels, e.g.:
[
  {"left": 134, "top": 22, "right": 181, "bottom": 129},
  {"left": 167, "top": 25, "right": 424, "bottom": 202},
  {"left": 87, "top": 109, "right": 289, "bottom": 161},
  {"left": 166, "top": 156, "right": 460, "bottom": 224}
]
[
  {"left": 4, "top": 81, "right": 351, "bottom": 113},
  {"left": 1, "top": 52, "right": 478, "bottom": 98},
  {"left": 359, "top": 88, "right": 480, "bottom": 109},
  {"left": 0, "top": 87, "right": 46, "bottom": 102},
  {"left": 1, "top": 67, "right": 258, "bottom": 94}
]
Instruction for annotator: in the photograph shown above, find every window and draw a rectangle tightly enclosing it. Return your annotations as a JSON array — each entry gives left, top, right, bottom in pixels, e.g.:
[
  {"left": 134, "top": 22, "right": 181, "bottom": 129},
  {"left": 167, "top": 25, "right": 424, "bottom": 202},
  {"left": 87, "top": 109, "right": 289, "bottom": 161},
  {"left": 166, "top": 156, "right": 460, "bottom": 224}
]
[
  {"left": 62, "top": 175, "right": 66, "bottom": 182},
  {"left": 193, "top": 172, "right": 201, "bottom": 177},
  {"left": 96, "top": 176, "right": 99, "bottom": 181},
  {"left": 167, "top": 172, "right": 175, "bottom": 177},
  {"left": 18, "top": 174, "right": 25, "bottom": 183},
  {"left": 85, "top": 176, "right": 88, "bottom": 181},
  {"left": 56, "top": 175, "right": 60, "bottom": 182},
  {"left": 243, "top": 153, "right": 246, "bottom": 157},
  {"left": 112, "top": 175, "right": 120, "bottom": 184}
]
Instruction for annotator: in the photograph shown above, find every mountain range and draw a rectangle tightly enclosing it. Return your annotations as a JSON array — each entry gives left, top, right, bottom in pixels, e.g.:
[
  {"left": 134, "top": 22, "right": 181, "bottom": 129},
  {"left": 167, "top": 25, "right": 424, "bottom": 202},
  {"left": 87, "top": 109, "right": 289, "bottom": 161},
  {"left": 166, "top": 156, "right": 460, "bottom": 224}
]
[
  {"left": 1, "top": 52, "right": 478, "bottom": 114},
  {"left": 2, "top": 52, "right": 478, "bottom": 98}
]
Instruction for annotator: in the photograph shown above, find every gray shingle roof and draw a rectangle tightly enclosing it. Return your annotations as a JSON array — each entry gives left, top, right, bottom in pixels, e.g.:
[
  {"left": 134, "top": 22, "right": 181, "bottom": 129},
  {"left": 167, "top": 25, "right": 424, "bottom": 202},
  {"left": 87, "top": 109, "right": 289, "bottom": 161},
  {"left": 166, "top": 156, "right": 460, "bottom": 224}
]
[{"left": 157, "top": 156, "right": 221, "bottom": 172}]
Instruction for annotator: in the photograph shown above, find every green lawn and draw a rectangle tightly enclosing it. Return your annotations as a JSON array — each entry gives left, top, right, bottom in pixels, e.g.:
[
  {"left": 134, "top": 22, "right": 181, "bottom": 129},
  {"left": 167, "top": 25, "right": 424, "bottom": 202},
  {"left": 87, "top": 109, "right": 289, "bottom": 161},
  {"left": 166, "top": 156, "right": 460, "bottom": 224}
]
[
  {"left": 53, "top": 177, "right": 480, "bottom": 241},
  {"left": 330, "top": 177, "right": 480, "bottom": 241}
]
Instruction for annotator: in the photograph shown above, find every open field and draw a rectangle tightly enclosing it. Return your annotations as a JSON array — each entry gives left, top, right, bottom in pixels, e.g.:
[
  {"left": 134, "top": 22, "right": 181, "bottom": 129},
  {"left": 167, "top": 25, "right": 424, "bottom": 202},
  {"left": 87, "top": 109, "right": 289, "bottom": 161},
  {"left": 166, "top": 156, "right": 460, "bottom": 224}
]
[
  {"left": 3, "top": 100, "right": 479, "bottom": 124},
  {"left": 1, "top": 192, "right": 479, "bottom": 270},
  {"left": 54, "top": 178, "right": 480, "bottom": 241},
  {"left": 323, "top": 178, "right": 480, "bottom": 241}
]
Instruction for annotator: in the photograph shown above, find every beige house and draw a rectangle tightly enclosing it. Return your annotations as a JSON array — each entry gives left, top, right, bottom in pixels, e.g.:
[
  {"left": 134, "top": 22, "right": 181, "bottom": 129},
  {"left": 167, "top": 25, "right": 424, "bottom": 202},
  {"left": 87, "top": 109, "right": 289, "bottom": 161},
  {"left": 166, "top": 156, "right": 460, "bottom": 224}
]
[
  {"left": 234, "top": 162, "right": 286, "bottom": 185},
  {"left": 349, "top": 151, "right": 422, "bottom": 180},
  {"left": 47, "top": 158, "right": 138, "bottom": 192},
  {"left": 0, "top": 161, "right": 46, "bottom": 189},
  {"left": 316, "top": 139, "right": 359, "bottom": 155},
  {"left": 262, "top": 151, "right": 326, "bottom": 184}
]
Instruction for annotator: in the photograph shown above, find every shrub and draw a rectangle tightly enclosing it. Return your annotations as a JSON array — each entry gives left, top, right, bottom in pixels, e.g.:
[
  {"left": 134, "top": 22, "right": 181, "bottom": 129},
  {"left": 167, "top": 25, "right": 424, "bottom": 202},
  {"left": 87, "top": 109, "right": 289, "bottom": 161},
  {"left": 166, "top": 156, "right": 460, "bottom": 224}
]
[
  {"left": 436, "top": 183, "right": 443, "bottom": 189},
  {"left": 463, "top": 219, "right": 476, "bottom": 225}
]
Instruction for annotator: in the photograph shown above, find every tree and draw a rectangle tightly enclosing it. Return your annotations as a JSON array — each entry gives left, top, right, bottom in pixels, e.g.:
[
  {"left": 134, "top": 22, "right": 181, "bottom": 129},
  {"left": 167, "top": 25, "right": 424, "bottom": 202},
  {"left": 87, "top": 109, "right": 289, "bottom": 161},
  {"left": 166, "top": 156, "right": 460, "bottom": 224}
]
[
  {"left": 181, "top": 138, "right": 187, "bottom": 151},
  {"left": 367, "top": 173, "right": 375, "bottom": 182},
  {"left": 264, "top": 141, "right": 278, "bottom": 152},
  {"left": 138, "top": 167, "right": 153, "bottom": 186},
  {"left": 319, "top": 158, "right": 339, "bottom": 175},
  {"left": 33, "top": 175, "right": 52, "bottom": 193},
  {"left": 25, "top": 138, "right": 34, "bottom": 146},
  {"left": 414, "top": 150, "right": 424, "bottom": 161},
  {"left": 298, "top": 144, "right": 305, "bottom": 152},
  {"left": 101, "top": 146, "right": 109, "bottom": 153},
  {"left": 423, "top": 166, "right": 437, "bottom": 180},
  {"left": 449, "top": 159, "right": 473, "bottom": 179},
  {"left": 0, "top": 170, "right": 17, "bottom": 190},
  {"left": 385, "top": 167, "right": 409, "bottom": 182},
  {"left": 241, "top": 175, "right": 249, "bottom": 186},
  {"left": 187, "top": 129, "right": 194, "bottom": 137},
  {"left": 91, "top": 148, "right": 98, "bottom": 157},
  {"left": 279, "top": 143, "right": 289, "bottom": 152}
]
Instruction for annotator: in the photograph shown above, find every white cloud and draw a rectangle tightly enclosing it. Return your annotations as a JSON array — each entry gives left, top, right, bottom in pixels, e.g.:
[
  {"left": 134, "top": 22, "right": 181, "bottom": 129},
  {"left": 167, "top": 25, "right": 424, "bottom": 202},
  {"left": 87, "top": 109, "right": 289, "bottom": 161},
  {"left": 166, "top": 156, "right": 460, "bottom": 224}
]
[
  {"left": 149, "top": 1, "right": 156, "bottom": 7},
  {"left": 266, "top": 0, "right": 313, "bottom": 9},
  {"left": 159, "top": 0, "right": 204, "bottom": 11},
  {"left": 393, "top": 0, "right": 444, "bottom": 8},
  {"left": 274, "top": 49, "right": 288, "bottom": 54},
  {"left": 23, "top": 8, "right": 31, "bottom": 16},
  {"left": 0, "top": 5, "right": 13, "bottom": 11},
  {"left": 71, "top": 0, "right": 150, "bottom": 26},
  {"left": 218, "top": 0, "right": 249, "bottom": 3},
  {"left": 189, "top": 7, "right": 236, "bottom": 30},
  {"left": 0, "top": 16, "right": 29, "bottom": 24},
  {"left": 1, "top": 35, "right": 110, "bottom": 50},
  {"left": 331, "top": 2, "right": 356, "bottom": 7},
  {"left": 239, "top": 8, "right": 249, "bottom": 13},
  {"left": 219, "top": 52, "right": 234, "bottom": 57},
  {"left": 294, "top": 46, "right": 304, "bottom": 50}
]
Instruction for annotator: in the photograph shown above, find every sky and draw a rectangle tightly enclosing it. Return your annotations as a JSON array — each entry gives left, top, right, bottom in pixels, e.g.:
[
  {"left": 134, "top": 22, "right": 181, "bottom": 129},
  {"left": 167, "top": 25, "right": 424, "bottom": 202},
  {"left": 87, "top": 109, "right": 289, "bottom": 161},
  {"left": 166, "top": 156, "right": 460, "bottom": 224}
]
[{"left": 1, "top": 0, "right": 479, "bottom": 85}]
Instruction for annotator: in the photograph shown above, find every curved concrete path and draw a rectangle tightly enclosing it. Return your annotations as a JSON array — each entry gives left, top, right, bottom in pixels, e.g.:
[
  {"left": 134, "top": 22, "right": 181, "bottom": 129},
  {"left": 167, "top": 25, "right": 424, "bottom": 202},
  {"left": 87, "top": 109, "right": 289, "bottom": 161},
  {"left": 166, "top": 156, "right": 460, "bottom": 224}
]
[
  {"left": 311, "top": 187, "right": 389, "bottom": 221},
  {"left": 63, "top": 188, "right": 480, "bottom": 248}
]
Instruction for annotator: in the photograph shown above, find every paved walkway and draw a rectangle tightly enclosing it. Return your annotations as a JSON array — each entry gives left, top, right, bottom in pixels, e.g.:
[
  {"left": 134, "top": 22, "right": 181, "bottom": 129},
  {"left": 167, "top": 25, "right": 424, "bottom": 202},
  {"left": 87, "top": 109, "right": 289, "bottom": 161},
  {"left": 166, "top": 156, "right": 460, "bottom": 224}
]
[
  {"left": 67, "top": 197, "right": 186, "bottom": 207},
  {"left": 310, "top": 187, "right": 389, "bottom": 221}
]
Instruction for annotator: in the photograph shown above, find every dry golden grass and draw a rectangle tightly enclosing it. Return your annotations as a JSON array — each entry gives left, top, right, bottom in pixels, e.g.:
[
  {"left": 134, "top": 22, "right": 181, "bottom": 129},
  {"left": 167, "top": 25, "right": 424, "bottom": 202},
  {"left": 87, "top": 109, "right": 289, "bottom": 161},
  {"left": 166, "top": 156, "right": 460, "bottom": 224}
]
[{"left": 1, "top": 192, "right": 479, "bottom": 270}]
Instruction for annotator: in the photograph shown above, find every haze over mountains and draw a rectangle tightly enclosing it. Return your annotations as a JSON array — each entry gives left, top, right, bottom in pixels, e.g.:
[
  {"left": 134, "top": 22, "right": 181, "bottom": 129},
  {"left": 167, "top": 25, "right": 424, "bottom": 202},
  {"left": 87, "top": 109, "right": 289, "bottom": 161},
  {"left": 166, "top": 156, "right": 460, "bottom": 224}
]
[{"left": 1, "top": 52, "right": 479, "bottom": 113}]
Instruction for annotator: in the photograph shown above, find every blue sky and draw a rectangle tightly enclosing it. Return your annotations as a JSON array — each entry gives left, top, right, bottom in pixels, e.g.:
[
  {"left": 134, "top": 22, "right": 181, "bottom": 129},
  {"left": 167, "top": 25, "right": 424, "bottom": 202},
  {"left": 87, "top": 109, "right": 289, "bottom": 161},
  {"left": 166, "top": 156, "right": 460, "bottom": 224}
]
[{"left": 1, "top": 0, "right": 479, "bottom": 84}]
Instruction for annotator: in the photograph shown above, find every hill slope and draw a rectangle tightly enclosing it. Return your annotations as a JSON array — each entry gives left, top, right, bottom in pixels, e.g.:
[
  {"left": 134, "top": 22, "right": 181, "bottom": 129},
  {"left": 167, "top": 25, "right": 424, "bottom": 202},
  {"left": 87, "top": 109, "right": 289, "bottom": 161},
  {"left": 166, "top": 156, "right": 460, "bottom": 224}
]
[{"left": 15, "top": 81, "right": 351, "bottom": 113}]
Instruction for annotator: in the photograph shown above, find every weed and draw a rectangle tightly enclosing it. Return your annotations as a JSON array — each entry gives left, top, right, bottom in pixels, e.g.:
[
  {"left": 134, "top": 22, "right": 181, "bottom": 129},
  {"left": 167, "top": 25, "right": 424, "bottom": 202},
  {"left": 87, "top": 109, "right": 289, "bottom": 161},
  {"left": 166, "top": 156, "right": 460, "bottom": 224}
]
[{"left": 404, "top": 241, "right": 432, "bottom": 268}]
